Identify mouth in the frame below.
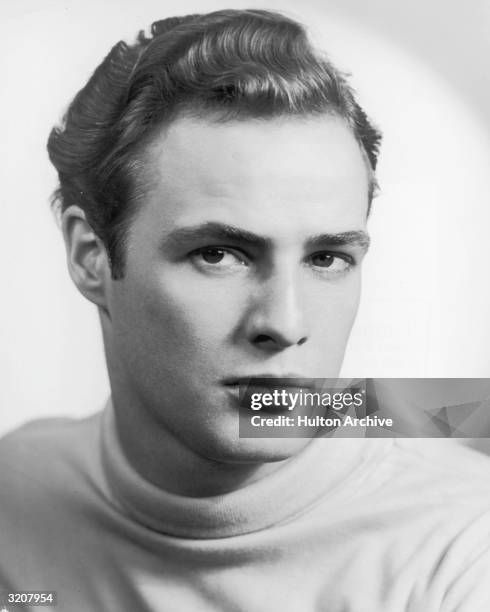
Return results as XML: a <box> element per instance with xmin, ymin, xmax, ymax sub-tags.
<box><xmin>222</xmin><ymin>375</ymin><xmax>318</xmax><ymax>414</ymax></box>
<box><xmin>222</xmin><ymin>375</ymin><xmax>317</xmax><ymax>388</ymax></box>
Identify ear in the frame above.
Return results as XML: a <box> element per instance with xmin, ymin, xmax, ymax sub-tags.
<box><xmin>61</xmin><ymin>205</ymin><xmax>111</xmax><ymax>310</ymax></box>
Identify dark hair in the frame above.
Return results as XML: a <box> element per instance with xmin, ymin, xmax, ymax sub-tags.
<box><xmin>48</xmin><ymin>9</ymin><xmax>382</xmax><ymax>279</ymax></box>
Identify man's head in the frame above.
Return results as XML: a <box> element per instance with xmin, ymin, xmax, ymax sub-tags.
<box><xmin>48</xmin><ymin>9</ymin><xmax>381</xmax><ymax>471</ymax></box>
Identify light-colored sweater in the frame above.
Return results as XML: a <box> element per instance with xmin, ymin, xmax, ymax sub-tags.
<box><xmin>1</xmin><ymin>402</ymin><xmax>490</xmax><ymax>611</ymax></box>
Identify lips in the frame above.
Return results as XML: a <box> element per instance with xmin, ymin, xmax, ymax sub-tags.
<box><xmin>223</xmin><ymin>375</ymin><xmax>318</xmax><ymax>414</ymax></box>
<box><xmin>222</xmin><ymin>375</ymin><xmax>317</xmax><ymax>389</ymax></box>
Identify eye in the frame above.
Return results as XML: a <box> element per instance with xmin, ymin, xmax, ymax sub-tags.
<box><xmin>200</xmin><ymin>247</ymin><xmax>227</xmax><ymax>264</ymax></box>
<box><xmin>189</xmin><ymin>247</ymin><xmax>248</xmax><ymax>272</ymax></box>
<box><xmin>309</xmin><ymin>252</ymin><xmax>353</xmax><ymax>274</ymax></box>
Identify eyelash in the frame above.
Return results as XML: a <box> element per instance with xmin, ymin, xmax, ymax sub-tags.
<box><xmin>188</xmin><ymin>246</ymin><xmax>356</xmax><ymax>275</ymax></box>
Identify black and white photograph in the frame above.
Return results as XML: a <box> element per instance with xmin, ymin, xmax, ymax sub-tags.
<box><xmin>1</xmin><ymin>1</ymin><xmax>490</xmax><ymax>610</ymax></box>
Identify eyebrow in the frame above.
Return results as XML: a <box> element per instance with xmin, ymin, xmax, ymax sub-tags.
<box><xmin>162</xmin><ymin>222</ymin><xmax>370</xmax><ymax>252</ymax></box>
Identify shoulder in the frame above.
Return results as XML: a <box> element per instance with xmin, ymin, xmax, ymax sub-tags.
<box><xmin>0</xmin><ymin>411</ymin><xmax>116</xmax><ymax>587</ymax></box>
<box><xmin>390</xmin><ymin>438</ymin><xmax>490</xmax><ymax>491</ymax></box>
<box><xmin>0</xmin><ymin>411</ymin><xmax>105</xmax><ymax>505</ymax></box>
<box><xmin>0</xmin><ymin>411</ymin><xmax>102</xmax><ymax>462</ymax></box>
<box><xmin>351</xmin><ymin>440</ymin><xmax>490</xmax><ymax>605</ymax></box>
<box><xmin>375</xmin><ymin>439</ymin><xmax>490</xmax><ymax>535</ymax></box>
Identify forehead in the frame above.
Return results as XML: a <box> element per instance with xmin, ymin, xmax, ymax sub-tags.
<box><xmin>135</xmin><ymin>115</ymin><xmax>369</xmax><ymax>238</ymax></box>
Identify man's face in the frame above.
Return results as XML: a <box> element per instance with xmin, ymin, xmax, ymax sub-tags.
<box><xmin>106</xmin><ymin>115</ymin><xmax>370</xmax><ymax>462</ymax></box>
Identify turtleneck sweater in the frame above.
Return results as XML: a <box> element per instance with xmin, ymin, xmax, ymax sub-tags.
<box><xmin>1</xmin><ymin>401</ymin><xmax>490</xmax><ymax>611</ymax></box>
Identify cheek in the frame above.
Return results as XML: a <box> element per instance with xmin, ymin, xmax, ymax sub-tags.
<box><xmin>307</xmin><ymin>275</ymin><xmax>361</xmax><ymax>337</ymax></box>
<box><xmin>132</xmin><ymin>272</ymin><xmax>248</xmax><ymax>355</ymax></box>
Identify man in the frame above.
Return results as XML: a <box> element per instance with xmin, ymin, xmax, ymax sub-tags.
<box><xmin>1</xmin><ymin>9</ymin><xmax>489</xmax><ymax>611</ymax></box>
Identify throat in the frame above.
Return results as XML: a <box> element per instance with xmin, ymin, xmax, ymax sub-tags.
<box><xmin>112</xmin><ymin>397</ymin><xmax>295</xmax><ymax>498</ymax></box>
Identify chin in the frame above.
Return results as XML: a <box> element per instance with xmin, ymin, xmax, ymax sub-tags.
<box><xmin>195</xmin><ymin>434</ymin><xmax>313</xmax><ymax>466</ymax></box>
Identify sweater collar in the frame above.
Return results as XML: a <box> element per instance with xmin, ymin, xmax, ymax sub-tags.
<box><xmin>101</xmin><ymin>399</ymin><xmax>391</xmax><ymax>539</ymax></box>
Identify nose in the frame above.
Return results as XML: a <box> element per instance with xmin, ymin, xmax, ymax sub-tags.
<box><xmin>243</xmin><ymin>272</ymin><xmax>310</xmax><ymax>352</ymax></box>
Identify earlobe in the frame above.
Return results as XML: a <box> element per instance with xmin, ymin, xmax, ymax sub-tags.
<box><xmin>61</xmin><ymin>205</ymin><xmax>111</xmax><ymax>310</ymax></box>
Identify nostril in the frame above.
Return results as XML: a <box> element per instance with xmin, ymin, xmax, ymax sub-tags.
<box><xmin>253</xmin><ymin>333</ymin><xmax>308</xmax><ymax>348</ymax></box>
<box><xmin>254</xmin><ymin>334</ymin><xmax>274</xmax><ymax>344</ymax></box>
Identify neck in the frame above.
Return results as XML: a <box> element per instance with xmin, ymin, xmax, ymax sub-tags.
<box><xmin>111</xmin><ymin>388</ymin><xmax>295</xmax><ymax>498</ymax></box>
